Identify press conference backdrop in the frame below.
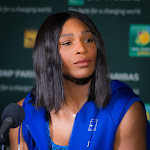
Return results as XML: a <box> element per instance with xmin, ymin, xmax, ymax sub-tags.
<box><xmin>0</xmin><ymin>0</ymin><xmax>150</xmax><ymax>125</ymax></box>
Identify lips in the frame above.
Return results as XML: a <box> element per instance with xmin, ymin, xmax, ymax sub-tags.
<box><xmin>74</xmin><ymin>58</ymin><xmax>91</xmax><ymax>67</ymax></box>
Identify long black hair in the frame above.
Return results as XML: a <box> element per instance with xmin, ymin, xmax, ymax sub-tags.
<box><xmin>32</xmin><ymin>11</ymin><xmax>111</xmax><ymax>112</ymax></box>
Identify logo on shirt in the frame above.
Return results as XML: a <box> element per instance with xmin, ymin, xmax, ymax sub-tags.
<box><xmin>88</xmin><ymin>119</ymin><xmax>98</xmax><ymax>131</ymax></box>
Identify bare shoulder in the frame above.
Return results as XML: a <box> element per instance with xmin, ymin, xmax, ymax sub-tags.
<box><xmin>9</xmin><ymin>98</ymin><xmax>28</xmax><ymax>150</ymax></box>
<box><xmin>113</xmin><ymin>101</ymin><xmax>147</xmax><ymax>150</ymax></box>
<box><xmin>17</xmin><ymin>98</ymin><xmax>25</xmax><ymax>106</ymax></box>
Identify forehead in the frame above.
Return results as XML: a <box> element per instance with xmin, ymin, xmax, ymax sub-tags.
<box><xmin>60</xmin><ymin>18</ymin><xmax>90</xmax><ymax>33</ymax></box>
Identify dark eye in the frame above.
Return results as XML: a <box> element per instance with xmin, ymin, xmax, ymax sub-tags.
<box><xmin>84</xmin><ymin>38</ymin><xmax>94</xmax><ymax>43</ymax></box>
<box><xmin>62</xmin><ymin>41</ymin><xmax>72</xmax><ymax>46</ymax></box>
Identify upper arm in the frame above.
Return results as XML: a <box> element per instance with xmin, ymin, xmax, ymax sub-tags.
<box><xmin>113</xmin><ymin>101</ymin><xmax>147</xmax><ymax>150</ymax></box>
<box><xmin>9</xmin><ymin>99</ymin><xmax>28</xmax><ymax>150</ymax></box>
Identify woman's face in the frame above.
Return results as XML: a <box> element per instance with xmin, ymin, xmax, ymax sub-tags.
<box><xmin>58</xmin><ymin>18</ymin><xmax>97</xmax><ymax>79</ymax></box>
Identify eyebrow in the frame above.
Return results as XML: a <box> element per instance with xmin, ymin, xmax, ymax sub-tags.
<box><xmin>60</xmin><ymin>33</ymin><xmax>73</xmax><ymax>38</ymax></box>
<box><xmin>60</xmin><ymin>30</ymin><xmax>92</xmax><ymax>38</ymax></box>
<box><xmin>81</xmin><ymin>30</ymin><xmax>91</xmax><ymax>35</ymax></box>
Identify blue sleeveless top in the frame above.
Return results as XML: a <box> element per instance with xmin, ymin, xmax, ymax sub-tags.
<box><xmin>46</xmin><ymin>120</ymin><xmax>68</xmax><ymax>150</ymax></box>
<box><xmin>22</xmin><ymin>80</ymin><xmax>150</xmax><ymax>150</ymax></box>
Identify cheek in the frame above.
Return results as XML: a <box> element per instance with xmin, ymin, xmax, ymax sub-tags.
<box><xmin>59</xmin><ymin>52</ymin><xmax>72</xmax><ymax>73</ymax></box>
<box><xmin>90</xmin><ymin>46</ymin><xmax>97</xmax><ymax>63</ymax></box>
<box><xmin>93</xmin><ymin>48</ymin><xmax>97</xmax><ymax>58</ymax></box>
<box><xmin>60</xmin><ymin>51</ymin><xmax>70</xmax><ymax>65</ymax></box>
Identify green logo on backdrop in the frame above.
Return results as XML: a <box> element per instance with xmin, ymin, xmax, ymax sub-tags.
<box><xmin>129</xmin><ymin>25</ymin><xmax>150</xmax><ymax>57</ymax></box>
<box><xmin>145</xmin><ymin>103</ymin><xmax>150</xmax><ymax>124</ymax></box>
<box><xmin>68</xmin><ymin>0</ymin><xmax>84</xmax><ymax>6</ymax></box>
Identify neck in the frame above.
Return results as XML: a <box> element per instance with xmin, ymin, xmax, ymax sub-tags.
<box><xmin>62</xmin><ymin>75</ymin><xmax>92</xmax><ymax>113</ymax></box>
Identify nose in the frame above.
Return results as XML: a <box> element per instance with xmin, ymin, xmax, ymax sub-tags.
<box><xmin>75</xmin><ymin>41</ymin><xmax>87</xmax><ymax>55</ymax></box>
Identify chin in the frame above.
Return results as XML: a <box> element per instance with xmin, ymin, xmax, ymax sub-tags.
<box><xmin>63</xmin><ymin>73</ymin><xmax>94</xmax><ymax>84</ymax></box>
<box><xmin>75</xmin><ymin>75</ymin><xmax>92</xmax><ymax>79</ymax></box>
<box><xmin>73</xmin><ymin>71</ymin><xmax>94</xmax><ymax>79</ymax></box>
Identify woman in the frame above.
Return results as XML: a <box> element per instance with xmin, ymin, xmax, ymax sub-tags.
<box><xmin>9</xmin><ymin>11</ymin><xmax>150</xmax><ymax>150</ymax></box>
